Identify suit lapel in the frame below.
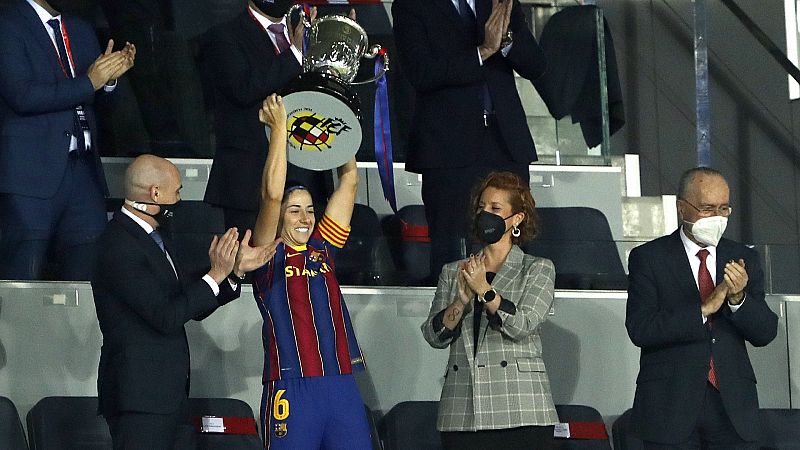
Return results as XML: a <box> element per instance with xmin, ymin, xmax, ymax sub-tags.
<box><xmin>491</xmin><ymin>245</ymin><xmax>524</xmax><ymax>299</ymax></box>
<box><xmin>114</xmin><ymin>212</ymin><xmax>181</xmax><ymax>286</ymax></box>
<box><xmin>715</xmin><ymin>239</ymin><xmax>734</xmax><ymax>285</ymax></box>
<box><xmin>18</xmin><ymin>0</ymin><xmax>64</xmax><ymax>76</ymax></box>
<box><xmin>465</xmin><ymin>246</ymin><xmax>524</xmax><ymax>359</ymax></box>
<box><xmin>462</xmin><ymin>303</ymin><xmax>477</xmax><ymax>368</ymax></box>
<box><xmin>434</xmin><ymin>0</ymin><xmax>465</xmax><ymax>29</ymax></box>
<box><xmin>665</xmin><ymin>230</ymin><xmax>702</xmax><ymax>302</ymax></box>
<box><xmin>475</xmin><ymin>0</ymin><xmax>490</xmax><ymax>43</ymax></box>
<box><xmin>239</xmin><ymin>10</ymin><xmax>277</xmax><ymax>57</ymax></box>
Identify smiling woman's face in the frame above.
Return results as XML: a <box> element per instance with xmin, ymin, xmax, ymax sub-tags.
<box><xmin>280</xmin><ymin>189</ymin><xmax>315</xmax><ymax>247</ymax></box>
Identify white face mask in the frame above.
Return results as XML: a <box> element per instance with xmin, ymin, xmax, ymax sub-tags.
<box><xmin>687</xmin><ymin>215</ymin><xmax>728</xmax><ymax>247</ymax></box>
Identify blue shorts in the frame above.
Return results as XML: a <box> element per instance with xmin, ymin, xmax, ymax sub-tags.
<box><xmin>260</xmin><ymin>374</ymin><xmax>371</xmax><ymax>449</ymax></box>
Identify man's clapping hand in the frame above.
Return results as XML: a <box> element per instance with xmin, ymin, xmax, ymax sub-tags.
<box><xmin>207</xmin><ymin>228</ymin><xmax>240</xmax><ymax>284</ymax></box>
<box><xmin>87</xmin><ymin>40</ymin><xmax>136</xmax><ymax>90</ymax></box>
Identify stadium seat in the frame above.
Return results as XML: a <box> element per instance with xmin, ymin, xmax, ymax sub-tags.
<box><xmin>189</xmin><ymin>397</ymin><xmax>261</xmax><ymax>450</ymax></box>
<box><xmin>380</xmin><ymin>400</ymin><xmax>441</xmax><ymax>450</ymax></box>
<box><xmin>554</xmin><ymin>404</ymin><xmax>610</xmax><ymax>449</ymax></box>
<box><xmin>611</xmin><ymin>409</ymin><xmax>643</xmax><ymax>450</ymax></box>
<box><xmin>26</xmin><ymin>396</ymin><xmax>111</xmax><ymax>450</ymax></box>
<box><xmin>522</xmin><ymin>207</ymin><xmax>627</xmax><ymax>290</ymax></box>
<box><xmin>364</xmin><ymin>405</ymin><xmax>382</xmax><ymax>450</ymax></box>
<box><xmin>759</xmin><ymin>408</ymin><xmax>800</xmax><ymax>449</ymax></box>
<box><xmin>0</xmin><ymin>396</ymin><xmax>28</xmax><ymax>450</ymax></box>
<box><xmin>337</xmin><ymin>204</ymin><xmax>394</xmax><ymax>286</ymax></box>
<box><xmin>383</xmin><ymin>205</ymin><xmax>432</xmax><ymax>285</ymax></box>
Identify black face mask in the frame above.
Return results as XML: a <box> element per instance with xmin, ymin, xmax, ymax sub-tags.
<box><xmin>474</xmin><ymin>211</ymin><xmax>514</xmax><ymax>245</ymax></box>
<box><xmin>127</xmin><ymin>199</ymin><xmax>182</xmax><ymax>233</ymax></box>
<box><xmin>252</xmin><ymin>0</ymin><xmax>294</xmax><ymax>18</ymax></box>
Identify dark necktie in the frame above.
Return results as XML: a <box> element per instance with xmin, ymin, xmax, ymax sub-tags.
<box><xmin>458</xmin><ymin>0</ymin><xmax>478</xmax><ymax>34</ymax></box>
<box><xmin>47</xmin><ymin>18</ymin><xmax>86</xmax><ymax>152</ymax></box>
<box><xmin>268</xmin><ymin>23</ymin><xmax>291</xmax><ymax>54</ymax></box>
<box><xmin>456</xmin><ymin>0</ymin><xmax>493</xmax><ymax>115</ymax></box>
<box><xmin>150</xmin><ymin>230</ymin><xmax>166</xmax><ymax>253</ymax></box>
<box><xmin>697</xmin><ymin>249</ymin><xmax>719</xmax><ymax>389</ymax></box>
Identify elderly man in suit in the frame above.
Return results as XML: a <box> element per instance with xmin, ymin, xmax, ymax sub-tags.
<box><xmin>392</xmin><ymin>0</ymin><xmax>546</xmax><ymax>282</ymax></box>
<box><xmin>0</xmin><ymin>0</ymin><xmax>135</xmax><ymax>280</ymax></box>
<box><xmin>92</xmin><ymin>155</ymin><xmax>278</xmax><ymax>449</ymax></box>
<box><xmin>626</xmin><ymin>167</ymin><xmax>778</xmax><ymax>449</ymax></box>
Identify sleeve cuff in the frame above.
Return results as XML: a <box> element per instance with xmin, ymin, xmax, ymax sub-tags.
<box><xmin>432</xmin><ymin>309</ymin><xmax>460</xmax><ymax>341</ymax></box>
<box><xmin>728</xmin><ymin>293</ymin><xmax>746</xmax><ymax>313</ymax></box>
<box><xmin>501</xmin><ymin>42</ymin><xmax>513</xmax><ymax>57</ymax></box>
<box><xmin>202</xmin><ymin>274</ymin><xmax>220</xmax><ymax>296</ymax></box>
<box><xmin>489</xmin><ymin>298</ymin><xmax>516</xmax><ymax>328</ymax></box>
<box><xmin>103</xmin><ymin>80</ymin><xmax>117</xmax><ymax>92</ymax></box>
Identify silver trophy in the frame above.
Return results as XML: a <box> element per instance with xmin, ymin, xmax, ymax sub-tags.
<box><xmin>275</xmin><ymin>6</ymin><xmax>389</xmax><ymax>171</ymax></box>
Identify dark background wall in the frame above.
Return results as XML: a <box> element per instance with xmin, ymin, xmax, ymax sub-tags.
<box><xmin>3</xmin><ymin>0</ymin><xmax>797</xmax><ymax>290</ymax></box>
<box><xmin>601</xmin><ymin>0</ymin><xmax>800</xmax><ymax>292</ymax></box>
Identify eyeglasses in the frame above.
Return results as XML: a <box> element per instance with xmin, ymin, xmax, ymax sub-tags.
<box><xmin>680</xmin><ymin>199</ymin><xmax>733</xmax><ymax>217</ymax></box>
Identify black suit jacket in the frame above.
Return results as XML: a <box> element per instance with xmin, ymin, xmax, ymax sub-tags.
<box><xmin>0</xmin><ymin>0</ymin><xmax>107</xmax><ymax>200</ymax></box>
<box><xmin>201</xmin><ymin>10</ymin><xmax>302</xmax><ymax>212</ymax></box>
<box><xmin>625</xmin><ymin>230</ymin><xmax>778</xmax><ymax>444</ymax></box>
<box><xmin>92</xmin><ymin>212</ymin><xmax>241</xmax><ymax>416</ymax></box>
<box><xmin>391</xmin><ymin>0</ymin><xmax>546</xmax><ymax>173</ymax></box>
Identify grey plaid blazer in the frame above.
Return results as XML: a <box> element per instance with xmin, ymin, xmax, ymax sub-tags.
<box><xmin>421</xmin><ymin>246</ymin><xmax>559</xmax><ymax>431</ymax></box>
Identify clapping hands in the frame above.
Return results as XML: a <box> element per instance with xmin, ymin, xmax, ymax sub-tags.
<box><xmin>88</xmin><ymin>40</ymin><xmax>136</xmax><ymax>90</ymax></box>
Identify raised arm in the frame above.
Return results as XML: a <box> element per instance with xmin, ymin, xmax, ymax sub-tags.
<box><xmin>323</xmin><ymin>157</ymin><xmax>358</xmax><ymax>228</ymax></box>
<box><xmin>253</xmin><ymin>94</ymin><xmax>287</xmax><ymax>246</ymax></box>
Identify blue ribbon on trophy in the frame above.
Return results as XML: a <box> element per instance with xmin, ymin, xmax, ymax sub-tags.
<box><xmin>373</xmin><ymin>49</ymin><xmax>396</xmax><ymax>212</ymax></box>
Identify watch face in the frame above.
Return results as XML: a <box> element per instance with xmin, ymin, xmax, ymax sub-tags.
<box><xmin>483</xmin><ymin>289</ymin><xmax>496</xmax><ymax>302</ymax></box>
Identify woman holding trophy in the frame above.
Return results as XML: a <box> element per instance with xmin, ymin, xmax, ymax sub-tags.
<box><xmin>250</xmin><ymin>94</ymin><xmax>372</xmax><ymax>449</ymax></box>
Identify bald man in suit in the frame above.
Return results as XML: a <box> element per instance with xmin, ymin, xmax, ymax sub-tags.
<box><xmin>92</xmin><ymin>155</ymin><xmax>279</xmax><ymax>449</ymax></box>
<box><xmin>626</xmin><ymin>167</ymin><xmax>778</xmax><ymax>449</ymax></box>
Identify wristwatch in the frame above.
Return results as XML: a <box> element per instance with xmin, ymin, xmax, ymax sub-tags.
<box><xmin>227</xmin><ymin>272</ymin><xmax>243</xmax><ymax>285</ymax></box>
<box><xmin>480</xmin><ymin>288</ymin><xmax>497</xmax><ymax>303</ymax></box>
<box><xmin>501</xmin><ymin>30</ymin><xmax>513</xmax><ymax>48</ymax></box>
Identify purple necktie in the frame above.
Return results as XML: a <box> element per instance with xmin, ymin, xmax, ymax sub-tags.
<box><xmin>268</xmin><ymin>23</ymin><xmax>291</xmax><ymax>54</ymax></box>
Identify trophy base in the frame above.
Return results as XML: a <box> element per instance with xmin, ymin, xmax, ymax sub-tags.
<box><xmin>277</xmin><ymin>73</ymin><xmax>363</xmax><ymax>171</ymax></box>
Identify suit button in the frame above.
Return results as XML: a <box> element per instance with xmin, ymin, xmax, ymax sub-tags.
<box><xmin>712</xmin><ymin>338</ymin><xmax>716</xmax><ymax>344</ymax></box>
<box><xmin>500</xmin><ymin>360</ymin><xmax>508</xmax><ymax>367</ymax></box>
<box><xmin>452</xmin><ymin>365</ymin><xmax>458</xmax><ymax>371</ymax></box>
<box><xmin>64</xmin><ymin>131</ymin><xmax>71</xmax><ymax>137</ymax></box>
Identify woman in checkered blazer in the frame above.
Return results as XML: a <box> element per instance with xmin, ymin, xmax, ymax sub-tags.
<box><xmin>421</xmin><ymin>171</ymin><xmax>559</xmax><ymax>450</ymax></box>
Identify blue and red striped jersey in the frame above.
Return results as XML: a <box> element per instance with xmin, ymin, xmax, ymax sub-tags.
<box><xmin>252</xmin><ymin>215</ymin><xmax>365</xmax><ymax>382</ymax></box>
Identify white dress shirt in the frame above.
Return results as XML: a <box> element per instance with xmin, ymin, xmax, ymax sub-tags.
<box><xmin>679</xmin><ymin>227</ymin><xmax>743</xmax><ymax>322</ymax></box>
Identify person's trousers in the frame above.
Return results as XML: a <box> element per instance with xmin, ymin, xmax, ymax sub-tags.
<box><xmin>441</xmin><ymin>425</ymin><xmax>556</xmax><ymax>450</ymax></box>
<box><xmin>643</xmin><ymin>382</ymin><xmax>759</xmax><ymax>450</ymax></box>
<box><xmin>0</xmin><ymin>152</ymin><xmax>106</xmax><ymax>280</ymax></box>
<box><xmin>421</xmin><ymin>117</ymin><xmax>529</xmax><ymax>283</ymax></box>
<box><xmin>106</xmin><ymin>400</ymin><xmax>196</xmax><ymax>450</ymax></box>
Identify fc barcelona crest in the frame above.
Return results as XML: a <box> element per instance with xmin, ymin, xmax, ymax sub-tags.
<box><xmin>274</xmin><ymin>422</ymin><xmax>288</xmax><ymax>438</ymax></box>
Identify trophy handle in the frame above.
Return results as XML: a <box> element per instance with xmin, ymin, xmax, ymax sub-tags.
<box><xmin>287</xmin><ymin>4</ymin><xmax>312</xmax><ymax>28</ymax></box>
<box><xmin>351</xmin><ymin>45</ymin><xmax>389</xmax><ymax>85</ymax></box>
